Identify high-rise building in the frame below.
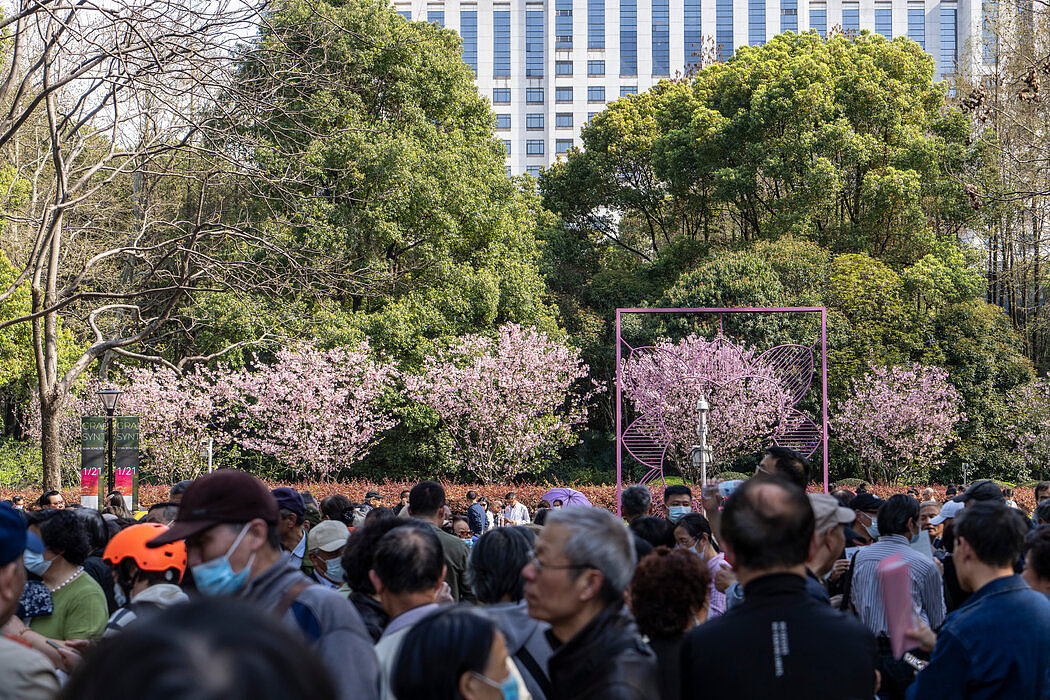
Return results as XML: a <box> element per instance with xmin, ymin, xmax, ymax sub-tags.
<box><xmin>391</xmin><ymin>0</ymin><xmax>985</xmax><ymax>174</ymax></box>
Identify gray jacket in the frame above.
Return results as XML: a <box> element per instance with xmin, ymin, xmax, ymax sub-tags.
<box><xmin>240</xmin><ymin>554</ymin><xmax>380</xmax><ymax>700</ymax></box>
<box><xmin>482</xmin><ymin>600</ymin><xmax>552</xmax><ymax>700</ymax></box>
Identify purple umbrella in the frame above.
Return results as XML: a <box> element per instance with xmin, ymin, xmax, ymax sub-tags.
<box><xmin>541</xmin><ymin>487</ymin><xmax>592</xmax><ymax>508</ymax></box>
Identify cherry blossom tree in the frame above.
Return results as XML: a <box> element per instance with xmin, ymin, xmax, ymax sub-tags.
<box><xmin>226</xmin><ymin>343</ymin><xmax>399</xmax><ymax>480</ymax></box>
<box><xmin>621</xmin><ymin>335</ymin><xmax>793</xmax><ymax>482</ymax></box>
<box><xmin>831</xmin><ymin>363</ymin><xmax>964</xmax><ymax>484</ymax></box>
<box><xmin>1005</xmin><ymin>376</ymin><xmax>1050</xmax><ymax>482</ymax></box>
<box><xmin>407</xmin><ymin>324</ymin><xmax>599</xmax><ymax>484</ymax></box>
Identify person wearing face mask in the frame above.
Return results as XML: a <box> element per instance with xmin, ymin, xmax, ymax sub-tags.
<box><xmin>146</xmin><ymin>470</ymin><xmax>380</xmax><ymax>700</ymax></box>
<box><xmin>673</xmin><ymin>513</ymin><xmax>728</xmax><ymax>617</ymax></box>
<box><xmin>848</xmin><ymin>493</ymin><xmax>885</xmax><ymax>545</ymax></box>
<box><xmin>100</xmin><ymin>522</ymin><xmax>188</xmax><ymax>636</ymax></box>
<box><xmin>394</xmin><ymin>606</ymin><xmax>529</xmax><ymax>700</ymax></box>
<box><xmin>307</xmin><ymin>520</ymin><xmax>350</xmax><ymax>588</ymax></box>
<box><xmin>663</xmin><ymin>485</ymin><xmax>693</xmax><ymax>524</ymax></box>
<box><xmin>849</xmin><ymin>495</ymin><xmax>945</xmax><ymax>700</ymax></box>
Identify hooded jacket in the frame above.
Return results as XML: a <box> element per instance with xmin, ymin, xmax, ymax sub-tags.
<box><xmin>240</xmin><ymin>554</ymin><xmax>381</xmax><ymax>700</ymax></box>
<box><xmin>104</xmin><ymin>583</ymin><xmax>189</xmax><ymax>637</ymax></box>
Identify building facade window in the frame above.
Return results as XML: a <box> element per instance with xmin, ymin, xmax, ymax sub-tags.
<box><xmin>493</xmin><ymin>11</ymin><xmax>511</xmax><ymax>77</ymax></box>
<box><xmin>620</xmin><ymin>85</ymin><xmax>638</xmax><ymax>96</ymax></box>
<box><xmin>526</xmin><ymin>140</ymin><xmax>545</xmax><ymax>155</ymax></box>
<box><xmin>842</xmin><ymin>3</ymin><xmax>860</xmax><ymax>34</ymax></box>
<box><xmin>620</xmin><ymin>0</ymin><xmax>638</xmax><ymax>75</ymax></box>
<box><xmin>907</xmin><ymin>5</ymin><xmax>925</xmax><ymax>47</ymax></box>
<box><xmin>493</xmin><ymin>88</ymin><xmax>511</xmax><ymax>103</ymax></box>
<box><xmin>588</xmin><ymin>0</ymin><xmax>605</xmax><ymax>48</ymax></box>
<box><xmin>526</xmin><ymin>87</ymin><xmax>544</xmax><ymax>103</ymax></box>
<box><xmin>983</xmin><ymin>0</ymin><xmax>997</xmax><ymax>62</ymax></box>
<box><xmin>556</xmin><ymin>139</ymin><xmax>574</xmax><ymax>153</ymax></box>
<box><xmin>496</xmin><ymin>114</ymin><xmax>512</xmax><ymax>129</ymax></box>
<box><xmin>652</xmin><ymin>0</ymin><xmax>670</xmax><ymax>75</ymax></box>
<box><xmin>397</xmin><ymin>9</ymin><xmax>411</xmax><ymax>19</ymax></box>
<box><xmin>939</xmin><ymin>6</ymin><xmax>957</xmax><ymax>75</ymax></box>
<box><xmin>427</xmin><ymin>10</ymin><xmax>444</xmax><ymax>26</ymax></box>
<box><xmin>685</xmin><ymin>0</ymin><xmax>701</xmax><ymax>70</ymax></box>
<box><xmin>556</xmin><ymin>113</ymin><xmax>574</xmax><ymax>127</ymax></box>
<box><xmin>505</xmin><ymin>166</ymin><xmax>512</xmax><ymax>177</ymax></box>
<box><xmin>588</xmin><ymin>59</ymin><xmax>606</xmax><ymax>75</ymax></box>
<box><xmin>526</xmin><ymin>113</ymin><xmax>544</xmax><ymax>129</ymax></box>
<box><xmin>781</xmin><ymin>0</ymin><xmax>797</xmax><ymax>32</ymax></box>
<box><xmin>526</xmin><ymin>9</ymin><xmax>544</xmax><ymax>77</ymax></box>
<box><xmin>588</xmin><ymin>112</ymin><xmax>599</xmax><ymax>121</ymax></box>
<box><xmin>748</xmin><ymin>0</ymin><xmax>765</xmax><ymax>45</ymax></box>
<box><xmin>556</xmin><ymin>0</ymin><xmax>573</xmax><ymax>49</ymax></box>
<box><xmin>588</xmin><ymin>85</ymin><xmax>606</xmax><ymax>101</ymax></box>
<box><xmin>717</xmin><ymin>0</ymin><xmax>733</xmax><ymax>61</ymax></box>
<box><xmin>874</xmin><ymin>4</ymin><xmax>892</xmax><ymax>37</ymax></box>
<box><xmin>556</xmin><ymin>60</ymin><xmax>574</xmax><ymax>75</ymax></box>
<box><xmin>526</xmin><ymin>165</ymin><xmax>542</xmax><ymax>176</ymax></box>
<box><xmin>502</xmin><ymin>139</ymin><xmax>511</xmax><ymax>154</ymax></box>
<box><xmin>556</xmin><ymin>86</ymin><xmax>574</xmax><ymax>102</ymax></box>
<box><xmin>460</xmin><ymin>11</ymin><xmax>478</xmax><ymax>74</ymax></box>
<box><xmin>810</xmin><ymin>6</ymin><xmax>827</xmax><ymax>36</ymax></box>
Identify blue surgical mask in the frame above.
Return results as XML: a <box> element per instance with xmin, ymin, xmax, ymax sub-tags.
<box><xmin>114</xmin><ymin>586</ymin><xmax>128</xmax><ymax>607</ymax></box>
<box><xmin>865</xmin><ymin>517</ymin><xmax>879</xmax><ymax>539</ymax></box>
<box><xmin>668</xmin><ymin>505</ymin><xmax>692</xmax><ymax>523</ymax></box>
<box><xmin>24</xmin><ymin>549</ymin><xmax>52</xmax><ymax>577</ymax></box>
<box><xmin>322</xmin><ymin>556</ymin><xmax>344</xmax><ymax>584</ymax></box>
<box><xmin>191</xmin><ymin>524</ymin><xmax>255</xmax><ymax>597</ymax></box>
<box><xmin>472</xmin><ymin>659</ymin><xmax>520</xmax><ymax>700</ymax></box>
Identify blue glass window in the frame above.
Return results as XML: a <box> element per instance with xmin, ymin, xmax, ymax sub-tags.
<box><xmin>588</xmin><ymin>112</ymin><xmax>599</xmax><ymax>121</ymax></box>
<box><xmin>495</xmin><ymin>114</ymin><xmax>511</xmax><ymax>129</ymax></box>
<box><xmin>556</xmin><ymin>113</ymin><xmax>573</xmax><ymax>127</ymax></box>
<box><xmin>427</xmin><ymin>10</ymin><xmax>444</xmax><ymax>26</ymax></box>
<box><xmin>556</xmin><ymin>60</ymin><xmax>574</xmax><ymax>75</ymax></box>
<box><xmin>398</xmin><ymin>10</ymin><xmax>411</xmax><ymax>20</ymax></box>
<box><xmin>781</xmin><ymin>0</ymin><xmax>797</xmax><ymax>32</ymax></box>
<box><xmin>939</xmin><ymin>7</ymin><xmax>957</xmax><ymax>76</ymax></box>
<box><xmin>556</xmin><ymin>139</ymin><xmax>574</xmax><ymax>154</ymax></box>
<box><xmin>842</xmin><ymin>5</ymin><xmax>859</xmax><ymax>34</ymax></box>
<box><xmin>907</xmin><ymin>6</ymin><xmax>924</xmax><ymax>47</ymax></box>
<box><xmin>556</xmin><ymin>86</ymin><xmax>573</xmax><ymax>102</ymax></box>
<box><xmin>588</xmin><ymin>59</ymin><xmax>606</xmax><ymax>75</ymax></box>
<box><xmin>502</xmin><ymin>140</ymin><xmax>511</xmax><ymax>155</ymax></box>
<box><xmin>620</xmin><ymin>0</ymin><xmax>637</xmax><ymax>75</ymax></box>
<box><xmin>493</xmin><ymin>88</ymin><xmax>511</xmax><ymax>104</ymax></box>
<box><xmin>652</xmin><ymin>0</ymin><xmax>670</xmax><ymax>75</ymax></box>
<box><xmin>460</xmin><ymin>11</ymin><xmax>477</xmax><ymax>74</ymax></box>
<box><xmin>526</xmin><ymin>165</ymin><xmax>542</xmax><ymax>176</ymax></box>
<box><xmin>749</xmin><ymin>0</ymin><xmax>765</xmax><ymax>45</ymax></box>
<box><xmin>527</xmin><ymin>113</ymin><xmax>544</xmax><ymax>129</ymax></box>
<box><xmin>983</xmin><ymin>1</ymin><xmax>997</xmax><ymax>62</ymax></box>
<box><xmin>685</xmin><ymin>0</ymin><xmax>701</xmax><ymax>70</ymax></box>
<box><xmin>526</xmin><ymin>87</ymin><xmax>544</xmax><ymax>103</ymax></box>
<box><xmin>588</xmin><ymin>0</ymin><xmax>605</xmax><ymax>48</ymax></box>
<box><xmin>526</xmin><ymin>10</ymin><xmax>544</xmax><ymax>77</ymax></box>
<box><xmin>875</xmin><ymin>5</ymin><xmax>892</xmax><ymax>38</ymax></box>
<box><xmin>620</xmin><ymin>85</ymin><xmax>638</xmax><ymax>96</ymax></box>
<box><xmin>493</xmin><ymin>11</ymin><xmax>511</xmax><ymax>77</ymax></box>
<box><xmin>588</xmin><ymin>86</ymin><xmax>606</xmax><ymax>101</ymax></box>
<box><xmin>526</xmin><ymin>140</ymin><xmax>545</xmax><ymax>155</ymax></box>
<box><xmin>810</xmin><ymin>8</ymin><xmax>826</xmax><ymax>36</ymax></box>
<box><xmin>717</xmin><ymin>0</ymin><xmax>733</xmax><ymax>61</ymax></box>
<box><xmin>556</xmin><ymin>0</ymin><xmax>573</xmax><ymax>49</ymax></box>
<box><xmin>505</xmin><ymin>166</ymin><xmax>512</xmax><ymax>177</ymax></box>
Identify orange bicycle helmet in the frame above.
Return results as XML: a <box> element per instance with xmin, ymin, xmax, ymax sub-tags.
<box><xmin>103</xmin><ymin>523</ymin><xmax>187</xmax><ymax>581</ymax></box>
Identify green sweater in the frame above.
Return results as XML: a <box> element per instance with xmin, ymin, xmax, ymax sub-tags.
<box><xmin>29</xmin><ymin>572</ymin><xmax>108</xmax><ymax>641</ymax></box>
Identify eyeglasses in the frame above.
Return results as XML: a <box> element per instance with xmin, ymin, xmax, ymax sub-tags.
<box><xmin>527</xmin><ymin>552</ymin><xmax>595</xmax><ymax>573</ymax></box>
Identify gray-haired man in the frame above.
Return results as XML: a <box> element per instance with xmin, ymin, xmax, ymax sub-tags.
<box><xmin>522</xmin><ymin>507</ymin><xmax>659</xmax><ymax>699</ymax></box>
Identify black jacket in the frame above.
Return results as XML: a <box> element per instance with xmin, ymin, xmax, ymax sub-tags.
<box><xmin>681</xmin><ymin>573</ymin><xmax>877</xmax><ymax>700</ymax></box>
<box><xmin>547</xmin><ymin>605</ymin><xmax>660</xmax><ymax>700</ymax></box>
<box><xmin>348</xmin><ymin>591</ymin><xmax>389</xmax><ymax>643</ymax></box>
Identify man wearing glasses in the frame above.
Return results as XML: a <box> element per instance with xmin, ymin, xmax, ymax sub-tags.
<box><xmin>522</xmin><ymin>507</ymin><xmax>659</xmax><ymax>699</ymax></box>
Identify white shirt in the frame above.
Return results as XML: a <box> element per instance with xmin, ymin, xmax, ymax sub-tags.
<box><xmin>503</xmin><ymin>502</ymin><xmax>530</xmax><ymax>525</ymax></box>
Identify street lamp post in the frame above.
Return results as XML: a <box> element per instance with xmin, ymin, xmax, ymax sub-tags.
<box><xmin>691</xmin><ymin>395</ymin><xmax>711</xmax><ymax>486</ymax></box>
<box><xmin>97</xmin><ymin>388</ymin><xmax>122</xmax><ymax>500</ymax></box>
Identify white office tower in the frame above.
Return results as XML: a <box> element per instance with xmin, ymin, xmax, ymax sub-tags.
<box><xmin>390</xmin><ymin>0</ymin><xmax>985</xmax><ymax>174</ymax></box>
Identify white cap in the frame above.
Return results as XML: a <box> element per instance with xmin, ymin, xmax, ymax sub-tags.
<box><xmin>308</xmin><ymin>520</ymin><xmax>349</xmax><ymax>553</ymax></box>
<box><xmin>929</xmin><ymin>499</ymin><xmax>965</xmax><ymax>525</ymax></box>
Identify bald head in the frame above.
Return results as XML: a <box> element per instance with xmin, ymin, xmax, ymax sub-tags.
<box><xmin>721</xmin><ymin>478</ymin><xmax>814</xmax><ymax>573</ymax></box>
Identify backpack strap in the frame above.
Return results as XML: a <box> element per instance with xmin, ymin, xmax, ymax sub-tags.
<box><xmin>839</xmin><ymin>553</ymin><xmax>858</xmax><ymax>613</ymax></box>
<box><xmin>514</xmin><ymin>646</ymin><xmax>553</xmax><ymax>699</ymax></box>
<box><xmin>275</xmin><ymin>580</ymin><xmax>311</xmax><ymax>619</ymax></box>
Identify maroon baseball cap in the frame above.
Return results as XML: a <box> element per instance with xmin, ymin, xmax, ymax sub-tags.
<box><xmin>147</xmin><ymin>470</ymin><xmax>279</xmax><ymax>547</ymax></box>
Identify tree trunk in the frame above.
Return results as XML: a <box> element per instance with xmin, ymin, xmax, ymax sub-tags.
<box><xmin>39</xmin><ymin>392</ymin><xmax>63</xmax><ymax>491</ymax></box>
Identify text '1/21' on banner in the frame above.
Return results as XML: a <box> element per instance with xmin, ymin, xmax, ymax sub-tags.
<box><xmin>80</xmin><ymin>416</ymin><xmax>139</xmax><ymax>511</ymax></box>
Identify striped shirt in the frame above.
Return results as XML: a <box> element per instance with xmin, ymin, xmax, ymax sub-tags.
<box><xmin>850</xmin><ymin>534</ymin><xmax>946</xmax><ymax>635</ymax></box>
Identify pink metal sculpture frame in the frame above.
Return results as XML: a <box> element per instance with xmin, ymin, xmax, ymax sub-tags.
<box><xmin>615</xmin><ymin>307</ymin><xmax>830</xmax><ymax>515</ymax></box>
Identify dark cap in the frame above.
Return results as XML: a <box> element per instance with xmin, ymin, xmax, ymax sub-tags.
<box><xmin>147</xmin><ymin>471</ymin><xmax>279</xmax><ymax>547</ymax></box>
<box><xmin>272</xmin><ymin>487</ymin><xmax>306</xmax><ymax>516</ymax></box>
<box><xmin>0</xmin><ymin>503</ymin><xmax>43</xmax><ymax>566</ymax></box>
<box><xmin>848</xmin><ymin>493</ymin><xmax>885</xmax><ymax>513</ymax></box>
<box><xmin>365</xmin><ymin>491</ymin><xmax>382</xmax><ymax>500</ymax></box>
<box><xmin>953</xmin><ymin>480</ymin><xmax>1005</xmax><ymax>504</ymax></box>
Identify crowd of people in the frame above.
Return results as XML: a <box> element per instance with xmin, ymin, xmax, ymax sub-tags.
<box><xmin>1</xmin><ymin>450</ymin><xmax>1048</xmax><ymax>699</ymax></box>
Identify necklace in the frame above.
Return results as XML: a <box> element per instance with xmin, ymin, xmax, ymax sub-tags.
<box><xmin>49</xmin><ymin>567</ymin><xmax>84</xmax><ymax>594</ymax></box>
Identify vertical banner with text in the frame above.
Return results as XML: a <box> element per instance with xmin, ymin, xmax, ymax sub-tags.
<box><xmin>80</xmin><ymin>417</ymin><xmax>106</xmax><ymax>510</ymax></box>
<box><xmin>114</xmin><ymin>416</ymin><xmax>140</xmax><ymax>511</ymax></box>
